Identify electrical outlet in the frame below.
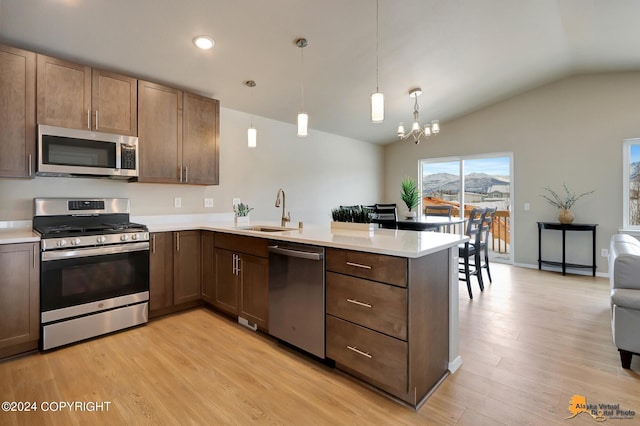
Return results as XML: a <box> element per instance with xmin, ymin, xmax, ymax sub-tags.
<box><xmin>524</xmin><ymin>202</ymin><xmax>530</xmax><ymax>211</ymax></box>
<box><xmin>601</xmin><ymin>248</ymin><xmax>609</xmax><ymax>258</ymax></box>
<box><xmin>204</xmin><ymin>198</ymin><xmax>214</xmax><ymax>208</ymax></box>
<box><xmin>232</xmin><ymin>198</ymin><xmax>241</xmax><ymax>206</ymax></box>
<box><xmin>174</xmin><ymin>197</ymin><xmax>182</xmax><ymax>208</ymax></box>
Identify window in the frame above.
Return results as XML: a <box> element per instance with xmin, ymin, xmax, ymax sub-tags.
<box><xmin>623</xmin><ymin>139</ymin><xmax>640</xmax><ymax>228</ymax></box>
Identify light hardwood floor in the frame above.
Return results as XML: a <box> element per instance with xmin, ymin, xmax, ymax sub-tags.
<box><xmin>1</xmin><ymin>263</ymin><xmax>639</xmax><ymax>425</ymax></box>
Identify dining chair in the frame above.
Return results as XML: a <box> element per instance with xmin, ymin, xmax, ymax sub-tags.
<box><xmin>479</xmin><ymin>207</ymin><xmax>497</xmax><ymax>284</ymax></box>
<box><xmin>424</xmin><ymin>205</ymin><xmax>453</xmax><ymax>217</ymax></box>
<box><xmin>373</xmin><ymin>203</ymin><xmax>398</xmax><ymax>229</ymax></box>
<box><xmin>424</xmin><ymin>204</ymin><xmax>453</xmax><ymax>232</ymax></box>
<box><xmin>459</xmin><ymin>207</ymin><xmax>487</xmax><ymax>299</ymax></box>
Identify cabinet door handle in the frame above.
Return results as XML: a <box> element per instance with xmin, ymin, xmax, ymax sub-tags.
<box><xmin>346</xmin><ymin>261</ymin><xmax>372</xmax><ymax>270</ymax></box>
<box><xmin>346</xmin><ymin>298</ymin><xmax>372</xmax><ymax>308</ymax></box>
<box><xmin>95</xmin><ymin>110</ymin><xmax>99</xmax><ymax>129</ymax></box>
<box><xmin>87</xmin><ymin>109</ymin><xmax>91</xmax><ymax>129</ymax></box>
<box><xmin>179</xmin><ymin>166</ymin><xmax>183</xmax><ymax>183</ymax></box>
<box><xmin>28</xmin><ymin>154</ymin><xmax>32</xmax><ymax>177</ymax></box>
<box><xmin>152</xmin><ymin>234</ymin><xmax>156</xmax><ymax>253</ymax></box>
<box><xmin>176</xmin><ymin>233</ymin><xmax>180</xmax><ymax>251</ymax></box>
<box><xmin>185</xmin><ymin>166</ymin><xmax>189</xmax><ymax>183</ymax></box>
<box><xmin>236</xmin><ymin>255</ymin><xmax>241</xmax><ymax>275</ymax></box>
<box><xmin>347</xmin><ymin>345</ymin><xmax>372</xmax><ymax>359</ymax></box>
<box><xmin>33</xmin><ymin>244</ymin><xmax>37</xmax><ymax>269</ymax></box>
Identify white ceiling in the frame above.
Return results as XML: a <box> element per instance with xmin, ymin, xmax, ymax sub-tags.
<box><xmin>2</xmin><ymin>0</ymin><xmax>640</xmax><ymax>145</ymax></box>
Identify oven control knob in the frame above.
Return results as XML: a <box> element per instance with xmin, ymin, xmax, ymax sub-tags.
<box><xmin>71</xmin><ymin>238</ymin><xmax>81</xmax><ymax>246</ymax></box>
<box><xmin>131</xmin><ymin>234</ymin><xmax>138</xmax><ymax>241</ymax></box>
<box><xmin>120</xmin><ymin>234</ymin><xmax>129</xmax><ymax>242</ymax></box>
<box><xmin>97</xmin><ymin>236</ymin><xmax>107</xmax><ymax>244</ymax></box>
<box><xmin>57</xmin><ymin>239</ymin><xmax>67</xmax><ymax>247</ymax></box>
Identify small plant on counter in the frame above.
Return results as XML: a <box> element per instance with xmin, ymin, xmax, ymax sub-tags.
<box><xmin>233</xmin><ymin>202</ymin><xmax>254</xmax><ymax>217</ymax></box>
<box><xmin>331</xmin><ymin>206</ymin><xmax>373</xmax><ymax>223</ymax></box>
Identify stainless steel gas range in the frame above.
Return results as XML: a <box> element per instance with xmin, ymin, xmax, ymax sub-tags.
<box><xmin>33</xmin><ymin>198</ymin><xmax>150</xmax><ymax>350</ymax></box>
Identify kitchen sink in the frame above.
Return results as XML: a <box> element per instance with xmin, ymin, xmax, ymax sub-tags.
<box><xmin>234</xmin><ymin>225</ymin><xmax>293</xmax><ymax>232</ymax></box>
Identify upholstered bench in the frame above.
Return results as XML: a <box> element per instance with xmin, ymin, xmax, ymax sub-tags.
<box><xmin>609</xmin><ymin>234</ymin><xmax>640</xmax><ymax>369</ymax></box>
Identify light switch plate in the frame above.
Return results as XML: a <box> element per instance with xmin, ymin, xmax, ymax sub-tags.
<box><xmin>232</xmin><ymin>198</ymin><xmax>241</xmax><ymax>206</ymax></box>
<box><xmin>524</xmin><ymin>202</ymin><xmax>530</xmax><ymax>211</ymax></box>
<box><xmin>174</xmin><ymin>197</ymin><xmax>182</xmax><ymax>208</ymax></box>
<box><xmin>204</xmin><ymin>198</ymin><xmax>214</xmax><ymax>208</ymax></box>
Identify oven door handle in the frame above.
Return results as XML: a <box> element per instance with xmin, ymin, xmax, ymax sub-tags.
<box><xmin>41</xmin><ymin>242</ymin><xmax>149</xmax><ymax>261</ymax></box>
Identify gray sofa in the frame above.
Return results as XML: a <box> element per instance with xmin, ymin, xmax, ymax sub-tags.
<box><xmin>609</xmin><ymin>234</ymin><xmax>640</xmax><ymax>369</ymax></box>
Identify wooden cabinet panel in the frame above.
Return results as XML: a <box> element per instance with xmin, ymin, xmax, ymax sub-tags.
<box><xmin>91</xmin><ymin>69</ymin><xmax>137</xmax><ymax>136</ymax></box>
<box><xmin>326</xmin><ymin>271</ymin><xmax>407</xmax><ymax>340</ymax></box>
<box><xmin>183</xmin><ymin>92</ymin><xmax>219</xmax><ymax>185</ymax></box>
<box><xmin>173</xmin><ymin>231</ymin><xmax>201</xmax><ymax>304</ymax></box>
<box><xmin>326</xmin><ymin>248</ymin><xmax>407</xmax><ymax>287</ymax></box>
<box><xmin>326</xmin><ymin>315</ymin><xmax>408</xmax><ymax>393</ymax></box>
<box><xmin>138</xmin><ymin>80</ymin><xmax>182</xmax><ymax>183</ymax></box>
<box><xmin>213</xmin><ymin>248</ymin><xmax>239</xmax><ymax>315</ymax></box>
<box><xmin>239</xmin><ymin>254</ymin><xmax>268</xmax><ymax>329</ymax></box>
<box><xmin>201</xmin><ymin>231</ymin><xmax>215</xmax><ymax>304</ymax></box>
<box><xmin>149</xmin><ymin>232</ymin><xmax>173</xmax><ymax>314</ymax></box>
<box><xmin>0</xmin><ymin>44</ymin><xmax>35</xmax><ymax>178</ymax></box>
<box><xmin>37</xmin><ymin>54</ymin><xmax>91</xmax><ymax>130</ymax></box>
<box><xmin>214</xmin><ymin>233</ymin><xmax>268</xmax><ymax>258</ymax></box>
<box><xmin>0</xmin><ymin>243</ymin><xmax>39</xmax><ymax>358</ymax></box>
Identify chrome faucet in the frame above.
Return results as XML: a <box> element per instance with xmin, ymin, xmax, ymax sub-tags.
<box><xmin>275</xmin><ymin>188</ymin><xmax>291</xmax><ymax>227</ymax></box>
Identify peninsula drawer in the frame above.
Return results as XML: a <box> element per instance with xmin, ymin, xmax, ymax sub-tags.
<box><xmin>325</xmin><ymin>248</ymin><xmax>407</xmax><ymax>287</ymax></box>
<box><xmin>326</xmin><ymin>315</ymin><xmax>408</xmax><ymax>393</ymax></box>
<box><xmin>214</xmin><ymin>233</ymin><xmax>268</xmax><ymax>258</ymax></box>
<box><xmin>326</xmin><ymin>272</ymin><xmax>407</xmax><ymax>340</ymax></box>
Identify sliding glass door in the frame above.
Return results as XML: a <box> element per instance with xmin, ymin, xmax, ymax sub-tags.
<box><xmin>421</xmin><ymin>153</ymin><xmax>513</xmax><ymax>263</ymax></box>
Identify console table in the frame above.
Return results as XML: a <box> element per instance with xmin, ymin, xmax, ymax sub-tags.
<box><xmin>537</xmin><ymin>222</ymin><xmax>598</xmax><ymax>276</ymax></box>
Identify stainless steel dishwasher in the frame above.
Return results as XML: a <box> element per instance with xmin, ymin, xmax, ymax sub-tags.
<box><xmin>268</xmin><ymin>242</ymin><xmax>325</xmax><ymax>358</ymax></box>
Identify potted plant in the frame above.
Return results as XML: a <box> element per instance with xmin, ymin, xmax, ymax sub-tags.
<box><xmin>330</xmin><ymin>206</ymin><xmax>375</xmax><ymax>232</ymax></box>
<box><xmin>233</xmin><ymin>202</ymin><xmax>254</xmax><ymax>225</ymax></box>
<box><xmin>400</xmin><ymin>176</ymin><xmax>420</xmax><ymax>218</ymax></box>
<box><xmin>541</xmin><ymin>184</ymin><xmax>595</xmax><ymax>224</ymax></box>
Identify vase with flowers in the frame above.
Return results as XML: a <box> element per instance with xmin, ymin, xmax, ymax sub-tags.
<box><xmin>541</xmin><ymin>184</ymin><xmax>595</xmax><ymax>224</ymax></box>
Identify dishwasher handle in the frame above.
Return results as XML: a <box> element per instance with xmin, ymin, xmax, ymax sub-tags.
<box><xmin>268</xmin><ymin>245</ymin><xmax>323</xmax><ymax>261</ymax></box>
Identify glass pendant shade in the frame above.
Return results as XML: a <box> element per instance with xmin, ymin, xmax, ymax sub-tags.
<box><xmin>397</xmin><ymin>123</ymin><xmax>405</xmax><ymax>139</ymax></box>
<box><xmin>297</xmin><ymin>112</ymin><xmax>308</xmax><ymax>137</ymax></box>
<box><xmin>424</xmin><ymin>125</ymin><xmax>432</xmax><ymax>137</ymax></box>
<box><xmin>371</xmin><ymin>92</ymin><xmax>384</xmax><ymax>123</ymax></box>
<box><xmin>247</xmin><ymin>127</ymin><xmax>257</xmax><ymax>148</ymax></box>
<box><xmin>431</xmin><ymin>120</ymin><xmax>440</xmax><ymax>134</ymax></box>
<box><xmin>412</xmin><ymin>121</ymin><xmax>420</xmax><ymax>132</ymax></box>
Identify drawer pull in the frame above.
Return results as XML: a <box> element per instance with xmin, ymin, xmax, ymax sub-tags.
<box><xmin>347</xmin><ymin>345</ymin><xmax>372</xmax><ymax>359</ymax></box>
<box><xmin>346</xmin><ymin>298</ymin><xmax>372</xmax><ymax>308</ymax></box>
<box><xmin>346</xmin><ymin>261</ymin><xmax>372</xmax><ymax>270</ymax></box>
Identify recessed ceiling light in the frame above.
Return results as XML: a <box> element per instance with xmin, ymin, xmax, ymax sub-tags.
<box><xmin>193</xmin><ymin>35</ymin><xmax>215</xmax><ymax>50</ymax></box>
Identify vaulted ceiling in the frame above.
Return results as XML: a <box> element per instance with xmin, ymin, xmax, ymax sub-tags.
<box><xmin>2</xmin><ymin>0</ymin><xmax>640</xmax><ymax>144</ymax></box>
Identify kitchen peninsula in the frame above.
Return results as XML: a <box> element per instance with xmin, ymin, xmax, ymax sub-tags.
<box><xmin>145</xmin><ymin>218</ymin><xmax>467</xmax><ymax>408</ymax></box>
<box><xmin>0</xmin><ymin>218</ymin><xmax>466</xmax><ymax>409</ymax></box>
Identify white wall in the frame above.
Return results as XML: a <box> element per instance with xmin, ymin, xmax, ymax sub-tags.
<box><xmin>384</xmin><ymin>72</ymin><xmax>640</xmax><ymax>273</ymax></box>
<box><xmin>0</xmin><ymin>107</ymin><xmax>383</xmax><ymax>225</ymax></box>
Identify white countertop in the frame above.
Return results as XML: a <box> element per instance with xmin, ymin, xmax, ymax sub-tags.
<box><xmin>0</xmin><ymin>215</ymin><xmax>468</xmax><ymax>258</ymax></box>
<box><xmin>142</xmin><ymin>215</ymin><xmax>467</xmax><ymax>258</ymax></box>
<box><xmin>0</xmin><ymin>229</ymin><xmax>40</xmax><ymax>245</ymax></box>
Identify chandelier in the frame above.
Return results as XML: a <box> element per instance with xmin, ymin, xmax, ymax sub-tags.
<box><xmin>396</xmin><ymin>88</ymin><xmax>440</xmax><ymax>144</ymax></box>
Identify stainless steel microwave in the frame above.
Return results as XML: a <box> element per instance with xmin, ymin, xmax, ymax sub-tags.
<box><xmin>37</xmin><ymin>125</ymin><xmax>139</xmax><ymax>179</ymax></box>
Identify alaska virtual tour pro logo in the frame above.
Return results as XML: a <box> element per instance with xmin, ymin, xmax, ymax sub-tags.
<box><xmin>565</xmin><ymin>395</ymin><xmax>636</xmax><ymax>422</ymax></box>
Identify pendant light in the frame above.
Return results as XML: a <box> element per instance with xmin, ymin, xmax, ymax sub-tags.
<box><xmin>245</xmin><ymin>80</ymin><xmax>257</xmax><ymax>148</ymax></box>
<box><xmin>370</xmin><ymin>0</ymin><xmax>384</xmax><ymax>123</ymax></box>
<box><xmin>296</xmin><ymin>38</ymin><xmax>309</xmax><ymax>137</ymax></box>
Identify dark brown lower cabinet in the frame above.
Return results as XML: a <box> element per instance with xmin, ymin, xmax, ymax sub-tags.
<box><xmin>0</xmin><ymin>242</ymin><xmax>39</xmax><ymax>358</ymax></box>
<box><xmin>149</xmin><ymin>230</ymin><xmax>201</xmax><ymax>317</ymax></box>
<box><xmin>200</xmin><ymin>231</ymin><xmax>215</xmax><ymax>304</ymax></box>
<box><xmin>325</xmin><ymin>247</ymin><xmax>450</xmax><ymax>408</ymax></box>
<box><xmin>213</xmin><ymin>234</ymin><xmax>269</xmax><ymax>330</ymax></box>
